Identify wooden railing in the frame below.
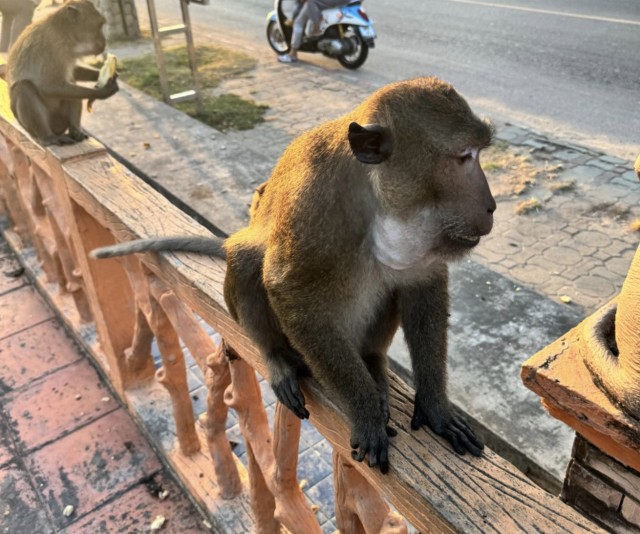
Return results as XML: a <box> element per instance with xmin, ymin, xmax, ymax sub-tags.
<box><xmin>0</xmin><ymin>77</ymin><xmax>604</xmax><ymax>533</ymax></box>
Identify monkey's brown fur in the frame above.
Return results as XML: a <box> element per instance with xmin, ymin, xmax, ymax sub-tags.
<box><xmin>7</xmin><ymin>0</ymin><xmax>119</xmax><ymax>146</ymax></box>
<box><xmin>93</xmin><ymin>77</ymin><xmax>496</xmax><ymax>472</ymax></box>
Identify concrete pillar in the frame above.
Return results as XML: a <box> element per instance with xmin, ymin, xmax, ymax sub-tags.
<box><xmin>91</xmin><ymin>0</ymin><xmax>141</xmax><ymax>41</ymax></box>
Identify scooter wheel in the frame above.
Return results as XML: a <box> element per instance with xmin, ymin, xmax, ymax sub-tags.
<box><xmin>267</xmin><ymin>20</ymin><xmax>291</xmax><ymax>55</ymax></box>
<box><xmin>338</xmin><ymin>27</ymin><xmax>369</xmax><ymax>70</ymax></box>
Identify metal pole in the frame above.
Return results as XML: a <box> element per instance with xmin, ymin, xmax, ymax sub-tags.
<box><xmin>180</xmin><ymin>0</ymin><xmax>204</xmax><ymax>115</ymax></box>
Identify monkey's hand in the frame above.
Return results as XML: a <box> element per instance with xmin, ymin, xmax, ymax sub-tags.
<box><xmin>95</xmin><ymin>77</ymin><xmax>119</xmax><ymax>100</ymax></box>
<box><xmin>411</xmin><ymin>399</ymin><xmax>484</xmax><ymax>457</ymax></box>
<box><xmin>350</xmin><ymin>417</ymin><xmax>394</xmax><ymax>474</ymax></box>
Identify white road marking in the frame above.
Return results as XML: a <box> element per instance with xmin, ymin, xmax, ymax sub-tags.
<box><xmin>448</xmin><ymin>0</ymin><xmax>640</xmax><ymax>26</ymax></box>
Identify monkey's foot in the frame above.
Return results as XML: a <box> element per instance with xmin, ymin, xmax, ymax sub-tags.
<box><xmin>411</xmin><ymin>402</ymin><xmax>484</xmax><ymax>457</ymax></box>
<box><xmin>43</xmin><ymin>134</ymin><xmax>79</xmax><ymax>146</ymax></box>
<box><xmin>68</xmin><ymin>128</ymin><xmax>88</xmax><ymax>142</ymax></box>
<box><xmin>272</xmin><ymin>374</ymin><xmax>309</xmax><ymax>420</ymax></box>
<box><xmin>350</xmin><ymin>420</ymin><xmax>392</xmax><ymax>474</ymax></box>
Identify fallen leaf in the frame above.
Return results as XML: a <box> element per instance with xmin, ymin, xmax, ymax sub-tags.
<box><xmin>150</xmin><ymin>515</ymin><xmax>166</xmax><ymax>531</ymax></box>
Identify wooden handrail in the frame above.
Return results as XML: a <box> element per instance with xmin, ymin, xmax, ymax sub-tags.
<box><xmin>0</xmin><ymin>76</ymin><xmax>603</xmax><ymax>533</ymax></box>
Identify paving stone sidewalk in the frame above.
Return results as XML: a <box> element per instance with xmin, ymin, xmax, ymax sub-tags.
<box><xmin>0</xmin><ymin>239</ymin><xmax>211</xmax><ymax>534</ymax></box>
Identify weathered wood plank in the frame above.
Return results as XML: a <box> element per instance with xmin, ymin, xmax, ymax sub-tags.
<box><xmin>522</xmin><ymin>321</ymin><xmax>640</xmax><ymax>474</ymax></box>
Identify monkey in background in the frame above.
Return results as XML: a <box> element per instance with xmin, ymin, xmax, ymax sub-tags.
<box><xmin>0</xmin><ymin>0</ymin><xmax>39</xmax><ymax>52</ymax></box>
<box><xmin>93</xmin><ymin>77</ymin><xmax>496</xmax><ymax>473</ymax></box>
<box><xmin>7</xmin><ymin>0</ymin><xmax>118</xmax><ymax>146</ymax></box>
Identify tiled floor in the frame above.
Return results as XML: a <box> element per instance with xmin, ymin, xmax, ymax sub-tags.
<box><xmin>0</xmin><ymin>241</ymin><xmax>211</xmax><ymax>533</ymax></box>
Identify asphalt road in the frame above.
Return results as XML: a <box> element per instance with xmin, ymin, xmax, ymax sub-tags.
<box><xmin>144</xmin><ymin>0</ymin><xmax>640</xmax><ymax>160</ymax></box>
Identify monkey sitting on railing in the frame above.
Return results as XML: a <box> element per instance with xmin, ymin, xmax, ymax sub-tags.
<box><xmin>7</xmin><ymin>0</ymin><xmax>118</xmax><ymax>146</ymax></box>
<box><xmin>92</xmin><ymin>77</ymin><xmax>496</xmax><ymax>473</ymax></box>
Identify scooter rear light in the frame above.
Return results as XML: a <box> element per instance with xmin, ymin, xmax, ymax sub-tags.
<box><xmin>358</xmin><ymin>9</ymin><xmax>369</xmax><ymax>21</ymax></box>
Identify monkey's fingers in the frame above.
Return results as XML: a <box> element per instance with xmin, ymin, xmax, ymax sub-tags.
<box><xmin>350</xmin><ymin>431</ymin><xmax>390</xmax><ymax>473</ymax></box>
<box><xmin>386</xmin><ymin>425</ymin><xmax>397</xmax><ymax>437</ymax></box>
<box><xmin>440</xmin><ymin>420</ymin><xmax>483</xmax><ymax>457</ymax></box>
<box><xmin>441</xmin><ymin>428</ymin><xmax>466</xmax><ymax>455</ymax></box>
<box><xmin>451</xmin><ymin>415</ymin><xmax>484</xmax><ymax>452</ymax></box>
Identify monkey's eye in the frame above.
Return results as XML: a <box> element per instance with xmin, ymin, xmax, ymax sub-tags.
<box><xmin>456</xmin><ymin>149</ymin><xmax>478</xmax><ymax>165</ymax></box>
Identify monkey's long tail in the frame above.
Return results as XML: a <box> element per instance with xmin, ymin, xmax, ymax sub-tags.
<box><xmin>90</xmin><ymin>236</ymin><xmax>226</xmax><ymax>260</ymax></box>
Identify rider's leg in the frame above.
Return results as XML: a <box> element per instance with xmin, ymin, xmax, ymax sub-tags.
<box><xmin>279</xmin><ymin>2</ymin><xmax>309</xmax><ymax>62</ymax></box>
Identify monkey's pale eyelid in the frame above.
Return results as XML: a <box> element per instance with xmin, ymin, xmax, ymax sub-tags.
<box><xmin>458</xmin><ymin>149</ymin><xmax>479</xmax><ymax>160</ymax></box>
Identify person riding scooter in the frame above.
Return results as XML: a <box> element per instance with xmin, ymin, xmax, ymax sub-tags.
<box><xmin>278</xmin><ymin>0</ymin><xmax>348</xmax><ymax>64</ymax></box>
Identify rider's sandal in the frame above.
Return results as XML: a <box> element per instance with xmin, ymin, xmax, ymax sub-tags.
<box><xmin>278</xmin><ymin>54</ymin><xmax>299</xmax><ymax>64</ymax></box>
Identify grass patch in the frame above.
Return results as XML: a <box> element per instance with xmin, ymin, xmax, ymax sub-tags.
<box><xmin>483</xmin><ymin>143</ymin><xmax>538</xmax><ymax>197</ymax></box>
<box><xmin>483</xmin><ymin>143</ymin><xmax>570</xmax><ymax>200</ymax></box>
<box><xmin>515</xmin><ymin>197</ymin><xmax>541</xmax><ymax>215</ymax></box>
<box><xmin>112</xmin><ymin>45</ymin><xmax>267</xmax><ymax>131</ymax></box>
<box><xmin>548</xmin><ymin>179</ymin><xmax>575</xmax><ymax>192</ymax></box>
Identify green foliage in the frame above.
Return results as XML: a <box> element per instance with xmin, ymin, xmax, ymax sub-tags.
<box><xmin>116</xmin><ymin>45</ymin><xmax>267</xmax><ymax>131</ymax></box>
<box><xmin>177</xmin><ymin>94</ymin><xmax>269</xmax><ymax>131</ymax></box>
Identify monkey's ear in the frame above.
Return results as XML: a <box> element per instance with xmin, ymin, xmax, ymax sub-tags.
<box><xmin>64</xmin><ymin>3</ymin><xmax>80</xmax><ymax>15</ymax></box>
<box><xmin>348</xmin><ymin>122</ymin><xmax>393</xmax><ymax>164</ymax></box>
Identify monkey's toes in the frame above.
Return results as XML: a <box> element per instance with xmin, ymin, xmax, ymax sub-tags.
<box><xmin>273</xmin><ymin>376</ymin><xmax>309</xmax><ymax>419</ymax></box>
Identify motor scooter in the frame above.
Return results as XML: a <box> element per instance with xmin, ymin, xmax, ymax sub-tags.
<box><xmin>267</xmin><ymin>0</ymin><xmax>376</xmax><ymax>70</ymax></box>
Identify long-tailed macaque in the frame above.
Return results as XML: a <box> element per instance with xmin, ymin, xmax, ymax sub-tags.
<box><xmin>7</xmin><ymin>0</ymin><xmax>118</xmax><ymax>146</ymax></box>
<box><xmin>93</xmin><ymin>77</ymin><xmax>496</xmax><ymax>473</ymax></box>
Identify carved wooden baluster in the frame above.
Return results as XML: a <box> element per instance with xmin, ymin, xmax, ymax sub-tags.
<box><xmin>246</xmin><ymin>440</ymin><xmax>279</xmax><ymax>534</ymax></box>
<box><xmin>146</xmin><ymin>272</ymin><xmax>200</xmax><ymax>455</ymax></box>
<box><xmin>333</xmin><ymin>450</ymin><xmax>408</xmax><ymax>534</ymax></box>
<box><xmin>118</xmin><ymin>255</ymin><xmax>158</xmax><ymax>385</ymax></box>
<box><xmin>0</xmin><ymin>137</ymin><xmax>29</xmax><ymax>240</ymax></box>
<box><xmin>35</xmin><ymin>164</ymin><xmax>92</xmax><ymax>322</ymax></box>
<box><xmin>224</xmin><ymin>351</ymin><xmax>322</xmax><ymax>534</ymax></box>
<box><xmin>9</xmin><ymin>145</ymin><xmax>57</xmax><ymax>283</ymax></box>
<box><xmin>156</xmin><ymin>290</ymin><xmax>242</xmax><ymax>498</ymax></box>
<box><xmin>272</xmin><ymin>401</ymin><xmax>318</xmax><ymax>527</ymax></box>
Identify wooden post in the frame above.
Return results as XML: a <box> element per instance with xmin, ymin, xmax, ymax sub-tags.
<box><xmin>245</xmin><ymin>440</ymin><xmax>280</xmax><ymax>534</ymax></box>
<box><xmin>156</xmin><ymin>290</ymin><xmax>242</xmax><ymax>498</ymax></box>
<box><xmin>333</xmin><ymin>450</ymin><xmax>408</xmax><ymax>534</ymax></box>
<box><xmin>272</xmin><ymin>402</ymin><xmax>318</xmax><ymax>528</ymax></box>
<box><xmin>147</xmin><ymin>274</ymin><xmax>200</xmax><ymax>456</ymax></box>
<box><xmin>225</xmin><ymin>353</ymin><xmax>322</xmax><ymax>534</ymax></box>
<box><xmin>36</xmin><ymin>162</ymin><xmax>93</xmax><ymax>322</ymax></box>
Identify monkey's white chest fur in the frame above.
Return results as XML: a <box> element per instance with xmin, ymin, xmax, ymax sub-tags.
<box><xmin>371</xmin><ymin>210</ymin><xmax>439</xmax><ymax>271</ymax></box>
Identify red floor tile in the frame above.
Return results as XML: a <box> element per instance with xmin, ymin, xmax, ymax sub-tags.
<box><xmin>26</xmin><ymin>408</ymin><xmax>162</xmax><ymax>529</ymax></box>
<box><xmin>0</xmin><ymin>465</ymin><xmax>53</xmax><ymax>534</ymax></box>
<box><xmin>0</xmin><ymin>247</ymin><xmax>26</xmax><ymax>297</ymax></box>
<box><xmin>0</xmin><ymin>286</ymin><xmax>53</xmax><ymax>340</ymax></box>
<box><xmin>65</xmin><ymin>472</ymin><xmax>211</xmax><ymax>533</ymax></box>
<box><xmin>5</xmin><ymin>360</ymin><xmax>117</xmax><ymax>451</ymax></box>
<box><xmin>0</xmin><ymin>319</ymin><xmax>82</xmax><ymax>394</ymax></box>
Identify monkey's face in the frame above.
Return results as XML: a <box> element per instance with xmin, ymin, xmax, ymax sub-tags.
<box><xmin>64</xmin><ymin>0</ymin><xmax>108</xmax><ymax>56</ymax></box>
<box><xmin>430</xmin><ymin>146</ymin><xmax>496</xmax><ymax>258</ymax></box>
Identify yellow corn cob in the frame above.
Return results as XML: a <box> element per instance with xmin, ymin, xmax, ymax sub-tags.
<box><xmin>96</xmin><ymin>53</ymin><xmax>117</xmax><ymax>88</ymax></box>
<box><xmin>87</xmin><ymin>53</ymin><xmax>118</xmax><ymax>112</ymax></box>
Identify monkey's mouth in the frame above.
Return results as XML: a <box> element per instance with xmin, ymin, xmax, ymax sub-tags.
<box><xmin>448</xmin><ymin>233</ymin><xmax>481</xmax><ymax>247</ymax></box>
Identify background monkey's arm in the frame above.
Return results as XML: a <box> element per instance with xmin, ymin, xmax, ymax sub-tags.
<box><xmin>74</xmin><ymin>66</ymin><xmax>100</xmax><ymax>82</ymax></box>
<box><xmin>399</xmin><ymin>263</ymin><xmax>484</xmax><ymax>456</ymax></box>
<box><xmin>38</xmin><ymin>79</ymin><xmax>117</xmax><ymax>101</ymax></box>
